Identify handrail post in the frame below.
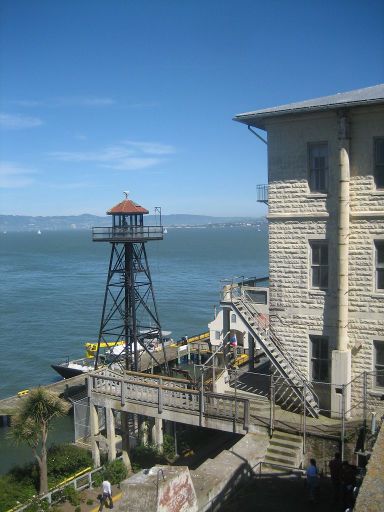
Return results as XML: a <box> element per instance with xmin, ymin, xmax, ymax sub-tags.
<box><xmin>158</xmin><ymin>377</ymin><xmax>163</xmax><ymax>414</ymax></box>
<box><xmin>199</xmin><ymin>370</ymin><xmax>205</xmax><ymax>426</ymax></box>
<box><xmin>244</xmin><ymin>400</ymin><xmax>250</xmax><ymax>430</ymax></box>
<box><xmin>234</xmin><ymin>369</ymin><xmax>238</xmax><ymax>433</ymax></box>
<box><xmin>269</xmin><ymin>374</ymin><xmax>275</xmax><ymax>436</ymax></box>
<box><xmin>302</xmin><ymin>382</ymin><xmax>307</xmax><ymax>454</ymax></box>
<box><xmin>363</xmin><ymin>371</ymin><xmax>367</xmax><ymax>450</ymax></box>
<box><xmin>87</xmin><ymin>375</ymin><xmax>92</xmax><ymax>397</ymax></box>
<box><xmin>341</xmin><ymin>384</ymin><xmax>346</xmax><ymax>460</ymax></box>
<box><xmin>121</xmin><ymin>377</ymin><xmax>125</xmax><ymax>406</ymax></box>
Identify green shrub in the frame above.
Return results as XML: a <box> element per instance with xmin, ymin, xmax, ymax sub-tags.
<box><xmin>62</xmin><ymin>486</ymin><xmax>81</xmax><ymax>506</ymax></box>
<box><xmin>163</xmin><ymin>434</ymin><xmax>176</xmax><ymax>461</ymax></box>
<box><xmin>130</xmin><ymin>444</ymin><xmax>163</xmax><ymax>471</ymax></box>
<box><xmin>47</xmin><ymin>444</ymin><xmax>92</xmax><ymax>481</ymax></box>
<box><xmin>93</xmin><ymin>460</ymin><xmax>128</xmax><ymax>487</ymax></box>
<box><xmin>86</xmin><ymin>498</ymin><xmax>94</xmax><ymax>505</ymax></box>
<box><xmin>0</xmin><ymin>473</ymin><xmax>36</xmax><ymax>512</ymax></box>
<box><xmin>75</xmin><ymin>506</ymin><xmax>81</xmax><ymax>512</ymax></box>
<box><xmin>23</xmin><ymin>497</ymin><xmax>50</xmax><ymax>512</ymax></box>
<box><xmin>0</xmin><ymin>444</ymin><xmax>91</xmax><ymax>512</ymax></box>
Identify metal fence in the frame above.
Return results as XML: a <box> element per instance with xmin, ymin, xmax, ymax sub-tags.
<box><xmin>74</xmin><ymin>397</ymin><xmax>105</xmax><ymax>443</ymax></box>
<box><xmin>196</xmin><ymin>363</ymin><xmax>384</xmax><ymax>457</ymax></box>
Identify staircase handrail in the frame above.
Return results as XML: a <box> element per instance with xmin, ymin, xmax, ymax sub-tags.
<box><xmin>231</xmin><ymin>293</ymin><xmax>319</xmax><ymax>411</ymax></box>
<box><xmin>239</xmin><ymin>291</ymin><xmax>317</xmax><ymax>391</ymax></box>
<box><xmin>251</xmin><ymin>460</ymin><xmax>306</xmax><ymax>477</ymax></box>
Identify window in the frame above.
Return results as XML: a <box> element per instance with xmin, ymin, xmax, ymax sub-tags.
<box><xmin>231</xmin><ymin>313</ymin><xmax>237</xmax><ymax>323</ymax></box>
<box><xmin>373</xmin><ymin>341</ymin><xmax>384</xmax><ymax>388</ymax></box>
<box><xmin>375</xmin><ymin>241</ymin><xmax>384</xmax><ymax>291</ymax></box>
<box><xmin>247</xmin><ymin>289</ymin><xmax>268</xmax><ymax>305</ymax></box>
<box><xmin>310</xmin><ymin>335</ymin><xmax>329</xmax><ymax>382</ymax></box>
<box><xmin>215</xmin><ymin>331</ymin><xmax>221</xmax><ymax>340</ymax></box>
<box><xmin>309</xmin><ymin>143</ymin><xmax>328</xmax><ymax>193</ymax></box>
<box><xmin>374</xmin><ymin>138</ymin><xmax>384</xmax><ymax>189</ymax></box>
<box><xmin>310</xmin><ymin>241</ymin><xmax>328</xmax><ymax>289</ymax></box>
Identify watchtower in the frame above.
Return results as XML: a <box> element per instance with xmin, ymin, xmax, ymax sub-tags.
<box><xmin>92</xmin><ymin>194</ymin><xmax>167</xmax><ymax>373</ymax></box>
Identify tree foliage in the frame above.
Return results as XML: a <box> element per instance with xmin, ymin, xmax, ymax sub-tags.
<box><xmin>9</xmin><ymin>387</ymin><xmax>70</xmax><ymax>495</ymax></box>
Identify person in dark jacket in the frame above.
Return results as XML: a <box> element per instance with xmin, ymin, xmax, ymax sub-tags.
<box><xmin>329</xmin><ymin>452</ymin><xmax>342</xmax><ymax>503</ymax></box>
<box><xmin>341</xmin><ymin>460</ymin><xmax>357</xmax><ymax>510</ymax></box>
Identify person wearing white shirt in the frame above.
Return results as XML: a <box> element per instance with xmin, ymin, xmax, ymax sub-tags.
<box><xmin>99</xmin><ymin>479</ymin><xmax>113</xmax><ymax>511</ymax></box>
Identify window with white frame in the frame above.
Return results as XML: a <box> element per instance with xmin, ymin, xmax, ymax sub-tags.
<box><xmin>309</xmin><ymin>142</ymin><xmax>328</xmax><ymax>193</ymax></box>
<box><xmin>310</xmin><ymin>335</ymin><xmax>329</xmax><ymax>382</ymax></box>
<box><xmin>374</xmin><ymin>137</ymin><xmax>384</xmax><ymax>189</ymax></box>
<box><xmin>375</xmin><ymin>240</ymin><xmax>384</xmax><ymax>290</ymax></box>
<box><xmin>215</xmin><ymin>331</ymin><xmax>221</xmax><ymax>340</ymax></box>
<box><xmin>373</xmin><ymin>340</ymin><xmax>384</xmax><ymax>388</ymax></box>
<box><xmin>231</xmin><ymin>313</ymin><xmax>236</xmax><ymax>323</ymax></box>
<box><xmin>310</xmin><ymin>241</ymin><xmax>328</xmax><ymax>289</ymax></box>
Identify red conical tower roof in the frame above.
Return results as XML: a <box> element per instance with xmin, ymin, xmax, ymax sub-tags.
<box><xmin>107</xmin><ymin>196</ymin><xmax>149</xmax><ymax>215</ymax></box>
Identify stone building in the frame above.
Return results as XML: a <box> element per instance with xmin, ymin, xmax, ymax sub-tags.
<box><xmin>233</xmin><ymin>84</ymin><xmax>384</xmax><ymax>417</ymax></box>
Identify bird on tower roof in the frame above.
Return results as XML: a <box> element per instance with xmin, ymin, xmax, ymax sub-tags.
<box><xmin>107</xmin><ymin>192</ymin><xmax>149</xmax><ymax>215</ymax></box>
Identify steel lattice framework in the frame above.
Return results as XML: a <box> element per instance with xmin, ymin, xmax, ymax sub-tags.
<box><xmin>92</xmin><ymin>198</ymin><xmax>168</xmax><ymax>373</ymax></box>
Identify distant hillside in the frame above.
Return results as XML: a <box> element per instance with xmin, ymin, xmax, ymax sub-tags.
<box><xmin>0</xmin><ymin>213</ymin><xmax>265</xmax><ymax>232</ymax></box>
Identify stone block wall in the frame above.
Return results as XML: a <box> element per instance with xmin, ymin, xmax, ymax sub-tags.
<box><xmin>265</xmin><ymin>105</ymin><xmax>384</xmax><ymax>415</ymax></box>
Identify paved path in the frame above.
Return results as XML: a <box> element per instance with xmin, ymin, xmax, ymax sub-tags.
<box><xmin>57</xmin><ymin>484</ymin><xmax>122</xmax><ymax>512</ymax></box>
<box><xmin>0</xmin><ymin>374</ymin><xmax>88</xmax><ymax>415</ymax></box>
<box><xmin>221</xmin><ymin>473</ymin><xmax>341</xmax><ymax>512</ymax></box>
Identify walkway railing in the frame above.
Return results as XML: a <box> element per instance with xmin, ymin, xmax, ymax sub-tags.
<box><xmin>87</xmin><ymin>363</ymin><xmax>384</xmax><ymax>459</ymax></box>
<box><xmin>89</xmin><ymin>369</ymin><xmax>250</xmax><ymax>430</ymax></box>
<box><xmin>11</xmin><ymin>463</ymin><xmax>109</xmax><ymax>512</ymax></box>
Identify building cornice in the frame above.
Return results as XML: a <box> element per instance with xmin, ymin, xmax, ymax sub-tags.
<box><xmin>350</xmin><ymin>211</ymin><xmax>384</xmax><ymax>219</ymax></box>
<box><xmin>267</xmin><ymin>212</ymin><xmax>329</xmax><ymax>220</ymax></box>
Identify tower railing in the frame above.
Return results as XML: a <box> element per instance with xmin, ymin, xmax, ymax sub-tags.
<box><xmin>256</xmin><ymin>184</ymin><xmax>268</xmax><ymax>204</ymax></box>
<box><xmin>92</xmin><ymin>225</ymin><xmax>164</xmax><ymax>242</ymax></box>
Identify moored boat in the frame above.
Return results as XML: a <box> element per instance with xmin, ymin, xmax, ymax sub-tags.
<box><xmin>51</xmin><ymin>331</ymin><xmax>174</xmax><ymax>379</ymax></box>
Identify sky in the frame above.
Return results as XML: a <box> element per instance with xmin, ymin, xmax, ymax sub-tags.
<box><xmin>0</xmin><ymin>0</ymin><xmax>383</xmax><ymax>217</ymax></box>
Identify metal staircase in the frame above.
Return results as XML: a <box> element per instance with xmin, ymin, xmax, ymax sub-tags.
<box><xmin>227</xmin><ymin>294</ymin><xmax>320</xmax><ymax>418</ymax></box>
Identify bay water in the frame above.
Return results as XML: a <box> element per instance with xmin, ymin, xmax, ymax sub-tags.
<box><xmin>0</xmin><ymin>226</ymin><xmax>268</xmax><ymax>472</ymax></box>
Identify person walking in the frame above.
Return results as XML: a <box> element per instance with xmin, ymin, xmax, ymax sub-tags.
<box><xmin>306</xmin><ymin>458</ymin><xmax>319</xmax><ymax>503</ymax></box>
<box><xmin>329</xmin><ymin>452</ymin><xmax>342</xmax><ymax>503</ymax></box>
<box><xmin>341</xmin><ymin>461</ymin><xmax>357</xmax><ymax>510</ymax></box>
<box><xmin>99</xmin><ymin>479</ymin><xmax>113</xmax><ymax>511</ymax></box>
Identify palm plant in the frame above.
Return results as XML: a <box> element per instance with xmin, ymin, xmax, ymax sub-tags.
<box><xmin>10</xmin><ymin>387</ymin><xmax>70</xmax><ymax>495</ymax></box>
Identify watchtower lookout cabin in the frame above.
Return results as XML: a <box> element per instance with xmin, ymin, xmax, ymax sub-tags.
<box><xmin>92</xmin><ymin>195</ymin><xmax>167</xmax><ymax>373</ymax></box>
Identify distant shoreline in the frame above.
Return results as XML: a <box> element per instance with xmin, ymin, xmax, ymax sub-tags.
<box><xmin>0</xmin><ymin>214</ymin><xmax>266</xmax><ymax>232</ymax></box>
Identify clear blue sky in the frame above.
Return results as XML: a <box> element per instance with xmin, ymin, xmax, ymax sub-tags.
<box><xmin>1</xmin><ymin>0</ymin><xmax>383</xmax><ymax>217</ymax></box>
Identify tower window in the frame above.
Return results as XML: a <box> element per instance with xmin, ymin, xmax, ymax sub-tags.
<box><xmin>374</xmin><ymin>341</ymin><xmax>384</xmax><ymax>388</ymax></box>
<box><xmin>374</xmin><ymin>138</ymin><xmax>384</xmax><ymax>189</ymax></box>
<box><xmin>375</xmin><ymin>240</ymin><xmax>384</xmax><ymax>291</ymax></box>
<box><xmin>231</xmin><ymin>313</ymin><xmax>237</xmax><ymax>323</ymax></box>
<box><xmin>310</xmin><ymin>241</ymin><xmax>328</xmax><ymax>289</ymax></box>
<box><xmin>310</xmin><ymin>335</ymin><xmax>329</xmax><ymax>382</ymax></box>
<box><xmin>309</xmin><ymin>142</ymin><xmax>328</xmax><ymax>193</ymax></box>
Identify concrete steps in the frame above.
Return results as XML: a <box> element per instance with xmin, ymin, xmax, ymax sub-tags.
<box><xmin>224</xmin><ymin>388</ymin><xmax>284</xmax><ymax>419</ymax></box>
<box><xmin>263</xmin><ymin>430</ymin><xmax>303</xmax><ymax>470</ymax></box>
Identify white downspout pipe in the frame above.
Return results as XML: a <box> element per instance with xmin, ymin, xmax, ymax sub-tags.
<box><xmin>331</xmin><ymin>111</ymin><xmax>352</xmax><ymax>419</ymax></box>
<box><xmin>337</xmin><ymin>112</ymin><xmax>350</xmax><ymax>352</ymax></box>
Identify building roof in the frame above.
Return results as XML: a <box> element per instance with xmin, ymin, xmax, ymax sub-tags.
<box><xmin>234</xmin><ymin>84</ymin><xmax>384</xmax><ymax>130</ymax></box>
<box><xmin>107</xmin><ymin>199</ymin><xmax>149</xmax><ymax>215</ymax></box>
